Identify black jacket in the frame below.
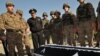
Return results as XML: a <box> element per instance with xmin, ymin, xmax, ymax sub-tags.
<box><xmin>62</xmin><ymin>13</ymin><xmax>76</xmax><ymax>25</ymax></box>
<box><xmin>27</xmin><ymin>17</ymin><xmax>43</xmax><ymax>33</ymax></box>
<box><xmin>77</xmin><ymin>3</ymin><xmax>96</xmax><ymax>21</ymax></box>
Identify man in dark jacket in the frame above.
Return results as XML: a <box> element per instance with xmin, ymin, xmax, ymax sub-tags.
<box><xmin>62</xmin><ymin>3</ymin><xmax>77</xmax><ymax>46</ymax></box>
<box><xmin>96</xmin><ymin>1</ymin><xmax>100</xmax><ymax>47</ymax></box>
<box><xmin>52</xmin><ymin>11</ymin><xmax>63</xmax><ymax>44</ymax></box>
<box><xmin>27</xmin><ymin>8</ymin><xmax>44</xmax><ymax>51</ymax></box>
<box><xmin>77</xmin><ymin>0</ymin><xmax>96</xmax><ymax>47</ymax></box>
<box><xmin>42</xmin><ymin>12</ymin><xmax>50</xmax><ymax>44</ymax></box>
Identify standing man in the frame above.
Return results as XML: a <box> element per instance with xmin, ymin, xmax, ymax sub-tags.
<box><xmin>27</xmin><ymin>8</ymin><xmax>44</xmax><ymax>52</ymax></box>
<box><xmin>16</xmin><ymin>9</ymin><xmax>32</xmax><ymax>56</ymax></box>
<box><xmin>0</xmin><ymin>15</ymin><xmax>8</xmax><ymax>55</ymax></box>
<box><xmin>42</xmin><ymin>12</ymin><xmax>50</xmax><ymax>44</ymax></box>
<box><xmin>96</xmin><ymin>1</ymin><xmax>100</xmax><ymax>47</ymax></box>
<box><xmin>62</xmin><ymin>3</ymin><xmax>77</xmax><ymax>46</ymax></box>
<box><xmin>52</xmin><ymin>11</ymin><xmax>63</xmax><ymax>44</ymax></box>
<box><xmin>1</xmin><ymin>2</ymin><xmax>24</xmax><ymax>56</ymax></box>
<box><xmin>77</xmin><ymin>0</ymin><xmax>96</xmax><ymax>47</ymax></box>
<box><xmin>49</xmin><ymin>11</ymin><xmax>56</xmax><ymax>44</ymax></box>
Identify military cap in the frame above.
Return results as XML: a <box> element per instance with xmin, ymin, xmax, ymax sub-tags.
<box><xmin>54</xmin><ymin>10</ymin><xmax>61</xmax><ymax>15</ymax></box>
<box><xmin>6</xmin><ymin>2</ymin><xmax>14</xmax><ymax>7</ymax></box>
<box><xmin>63</xmin><ymin>3</ymin><xmax>70</xmax><ymax>9</ymax></box>
<box><xmin>42</xmin><ymin>12</ymin><xmax>48</xmax><ymax>17</ymax></box>
<box><xmin>16</xmin><ymin>9</ymin><xmax>23</xmax><ymax>15</ymax></box>
<box><xmin>29</xmin><ymin>8</ymin><xmax>37</xmax><ymax>14</ymax></box>
<box><xmin>50</xmin><ymin>11</ymin><xmax>55</xmax><ymax>15</ymax></box>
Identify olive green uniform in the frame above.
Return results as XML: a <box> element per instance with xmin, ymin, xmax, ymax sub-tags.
<box><xmin>42</xmin><ymin>19</ymin><xmax>50</xmax><ymax>44</ymax></box>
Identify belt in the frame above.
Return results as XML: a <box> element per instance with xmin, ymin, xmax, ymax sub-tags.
<box><xmin>6</xmin><ymin>29</ymin><xmax>21</xmax><ymax>32</ymax></box>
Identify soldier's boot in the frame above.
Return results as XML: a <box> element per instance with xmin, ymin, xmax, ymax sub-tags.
<box><xmin>88</xmin><ymin>36</ymin><xmax>93</xmax><ymax>47</ymax></box>
<box><xmin>72</xmin><ymin>41</ymin><xmax>76</xmax><ymax>46</ymax></box>
<box><xmin>95</xmin><ymin>42</ymin><xmax>99</xmax><ymax>47</ymax></box>
<box><xmin>88</xmin><ymin>41</ymin><xmax>93</xmax><ymax>47</ymax></box>
<box><xmin>25</xmin><ymin>45</ymin><xmax>32</xmax><ymax>56</ymax></box>
<box><xmin>67</xmin><ymin>40</ymin><xmax>72</xmax><ymax>46</ymax></box>
<box><xmin>71</xmin><ymin>36</ymin><xmax>76</xmax><ymax>46</ymax></box>
<box><xmin>80</xmin><ymin>41</ymin><xmax>86</xmax><ymax>47</ymax></box>
<box><xmin>95</xmin><ymin>40</ymin><xmax>100</xmax><ymax>47</ymax></box>
<box><xmin>47</xmin><ymin>37</ymin><xmax>50</xmax><ymax>44</ymax></box>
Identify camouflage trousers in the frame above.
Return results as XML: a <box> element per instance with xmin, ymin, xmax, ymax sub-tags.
<box><xmin>6</xmin><ymin>31</ymin><xmax>24</xmax><ymax>56</ymax></box>
<box><xmin>78</xmin><ymin>21</ymin><xmax>93</xmax><ymax>47</ymax></box>
<box><xmin>63</xmin><ymin>25</ymin><xmax>76</xmax><ymax>46</ymax></box>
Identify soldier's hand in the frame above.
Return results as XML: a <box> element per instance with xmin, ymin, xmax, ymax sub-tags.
<box><xmin>0</xmin><ymin>36</ymin><xmax>6</xmax><ymax>41</ymax></box>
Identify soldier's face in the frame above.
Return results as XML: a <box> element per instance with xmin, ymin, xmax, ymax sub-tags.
<box><xmin>64</xmin><ymin>7</ymin><xmax>69</xmax><ymax>12</ymax></box>
<box><xmin>43</xmin><ymin>16</ymin><xmax>48</xmax><ymax>19</ymax></box>
<box><xmin>79</xmin><ymin>0</ymin><xmax>85</xmax><ymax>3</ymax></box>
<box><xmin>16</xmin><ymin>13</ymin><xmax>22</xmax><ymax>18</ymax></box>
<box><xmin>6</xmin><ymin>6</ymin><xmax>14</xmax><ymax>13</ymax></box>
<box><xmin>31</xmin><ymin>12</ymin><xmax>36</xmax><ymax>18</ymax></box>
<box><xmin>51</xmin><ymin>14</ymin><xmax>55</xmax><ymax>18</ymax></box>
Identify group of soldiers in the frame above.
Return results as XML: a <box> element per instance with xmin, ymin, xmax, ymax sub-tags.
<box><xmin>0</xmin><ymin>1</ymin><xmax>31</xmax><ymax>56</ymax></box>
<box><xmin>0</xmin><ymin>0</ymin><xmax>100</xmax><ymax>56</ymax></box>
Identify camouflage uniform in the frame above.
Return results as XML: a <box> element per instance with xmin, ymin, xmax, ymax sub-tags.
<box><xmin>1</xmin><ymin>2</ymin><xmax>24</xmax><ymax>56</ymax></box>
<box><xmin>0</xmin><ymin>15</ymin><xmax>5</xmax><ymax>40</ymax></box>
<box><xmin>96</xmin><ymin>1</ymin><xmax>100</xmax><ymax>47</ymax></box>
<box><xmin>1</xmin><ymin>11</ymin><xmax>24</xmax><ymax>56</ymax></box>
<box><xmin>77</xmin><ymin>2</ymin><xmax>96</xmax><ymax>47</ymax></box>
<box><xmin>20</xmin><ymin>18</ymin><xmax>32</xmax><ymax>56</ymax></box>
<box><xmin>42</xmin><ymin>12</ymin><xmax>50</xmax><ymax>44</ymax></box>
<box><xmin>0</xmin><ymin>15</ymin><xmax>9</xmax><ymax>55</ymax></box>
<box><xmin>16</xmin><ymin>9</ymin><xmax>32</xmax><ymax>56</ymax></box>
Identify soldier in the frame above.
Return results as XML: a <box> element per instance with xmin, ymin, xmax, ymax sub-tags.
<box><xmin>52</xmin><ymin>11</ymin><xmax>63</xmax><ymax>44</ymax></box>
<box><xmin>27</xmin><ymin>8</ymin><xmax>44</xmax><ymax>52</ymax></box>
<box><xmin>49</xmin><ymin>11</ymin><xmax>56</xmax><ymax>44</ymax></box>
<box><xmin>96</xmin><ymin>1</ymin><xmax>100</xmax><ymax>47</ymax></box>
<box><xmin>0</xmin><ymin>15</ymin><xmax>8</xmax><ymax>56</ymax></box>
<box><xmin>16</xmin><ymin>9</ymin><xmax>32</xmax><ymax>56</ymax></box>
<box><xmin>50</xmin><ymin>11</ymin><xmax>55</xmax><ymax>22</ymax></box>
<box><xmin>1</xmin><ymin>2</ymin><xmax>24</xmax><ymax>56</ymax></box>
<box><xmin>42</xmin><ymin>12</ymin><xmax>50</xmax><ymax>44</ymax></box>
<box><xmin>62</xmin><ymin>3</ymin><xmax>77</xmax><ymax>46</ymax></box>
<box><xmin>77</xmin><ymin>0</ymin><xmax>96</xmax><ymax>47</ymax></box>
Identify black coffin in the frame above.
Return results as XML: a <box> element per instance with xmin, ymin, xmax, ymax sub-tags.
<box><xmin>34</xmin><ymin>45</ymin><xmax>100</xmax><ymax>56</ymax></box>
